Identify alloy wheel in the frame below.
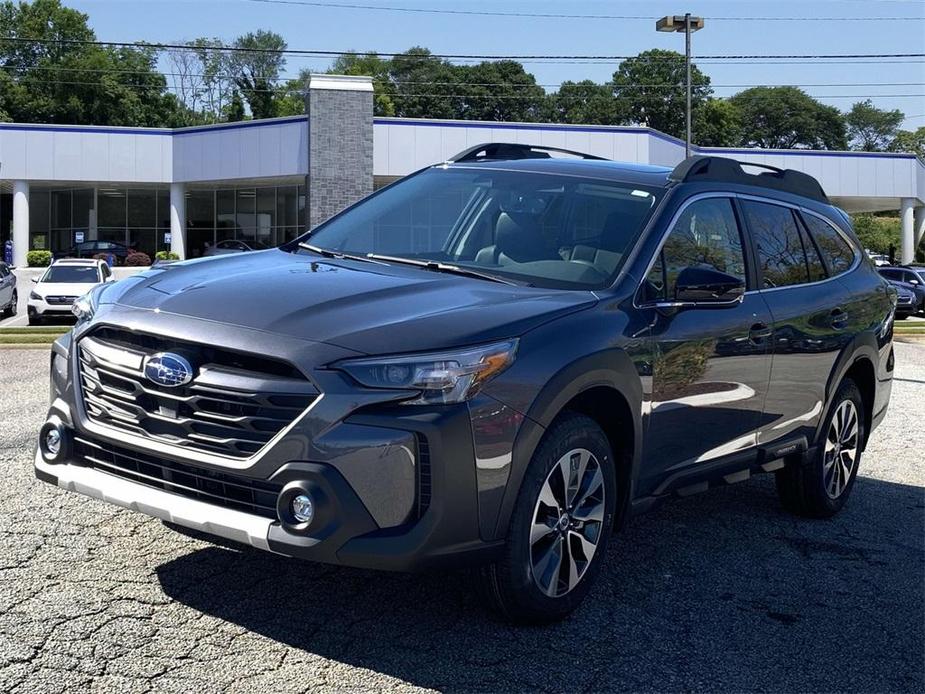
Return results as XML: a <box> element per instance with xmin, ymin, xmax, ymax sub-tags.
<box><xmin>529</xmin><ymin>448</ymin><xmax>606</xmax><ymax>597</ymax></box>
<box><xmin>823</xmin><ymin>400</ymin><xmax>859</xmax><ymax>499</ymax></box>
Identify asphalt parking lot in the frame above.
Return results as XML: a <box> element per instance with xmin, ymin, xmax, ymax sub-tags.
<box><xmin>1</xmin><ymin>344</ymin><xmax>923</xmax><ymax>693</ymax></box>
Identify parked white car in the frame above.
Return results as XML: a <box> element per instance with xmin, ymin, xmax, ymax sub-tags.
<box><xmin>867</xmin><ymin>252</ymin><xmax>890</xmax><ymax>267</ymax></box>
<box><xmin>203</xmin><ymin>239</ymin><xmax>270</xmax><ymax>256</ymax></box>
<box><xmin>28</xmin><ymin>259</ymin><xmax>114</xmax><ymax>325</ymax></box>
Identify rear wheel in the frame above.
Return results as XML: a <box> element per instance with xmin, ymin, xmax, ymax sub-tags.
<box><xmin>776</xmin><ymin>379</ymin><xmax>865</xmax><ymax>518</ymax></box>
<box><xmin>475</xmin><ymin>413</ymin><xmax>617</xmax><ymax>624</ymax></box>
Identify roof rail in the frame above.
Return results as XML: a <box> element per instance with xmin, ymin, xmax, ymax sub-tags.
<box><xmin>449</xmin><ymin>142</ymin><xmax>606</xmax><ymax>163</ymax></box>
<box><xmin>669</xmin><ymin>155</ymin><xmax>830</xmax><ymax>204</ymax></box>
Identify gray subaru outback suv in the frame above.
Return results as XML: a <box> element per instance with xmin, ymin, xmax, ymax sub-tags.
<box><xmin>36</xmin><ymin>146</ymin><xmax>895</xmax><ymax>623</ymax></box>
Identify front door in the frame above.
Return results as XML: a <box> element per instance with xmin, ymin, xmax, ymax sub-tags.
<box><xmin>640</xmin><ymin>196</ymin><xmax>774</xmax><ymax>489</ymax></box>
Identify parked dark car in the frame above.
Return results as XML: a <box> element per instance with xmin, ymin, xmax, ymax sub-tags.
<box><xmin>0</xmin><ymin>261</ymin><xmax>17</xmax><ymax>318</ymax></box>
<box><xmin>878</xmin><ymin>266</ymin><xmax>925</xmax><ymax>312</ymax></box>
<box><xmin>35</xmin><ymin>148</ymin><xmax>896</xmax><ymax>623</ymax></box>
<box><xmin>892</xmin><ymin>283</ymin><xmax>917</xmax><ymax>319</ymax></box>
<box><xmin>54</xmin><ymin>240</ymin><xmax>133</xmax><ymax>264</ymax></box>
<box><xmin>203</xmin><ymin>239</ymin><xmax>270</xmax><ymax>257</ymax></box>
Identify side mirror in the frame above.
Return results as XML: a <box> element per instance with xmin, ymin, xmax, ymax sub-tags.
<box><xmin>674</xmin><ymin>266</ymin><xmax>745</xmax><ymax>304</ymax></box>
<box><xmin>31</xmin><ymin>277</ymin><xmax>38</xmax><ymax>284</ymax></box>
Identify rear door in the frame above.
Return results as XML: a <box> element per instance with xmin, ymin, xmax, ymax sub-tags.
<box><xmin>0</xmin><ymin>264</ymin><xmax>12</xmax><ymax>306</ymax></box>
<box><xmin>640</xmin><ymin>195</ymin><xmax>774</xmax><ymax>484</ymax></box>
<box><xmin>740</xmin><ymin>197</ymin><xmax>855</xmax><ymax>447</ymax></box>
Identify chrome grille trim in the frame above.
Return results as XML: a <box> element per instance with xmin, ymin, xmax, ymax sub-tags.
<box><xmin>76</xmin><ymin>329</ymin><xmax>319</xmax><ymax>461</ymax></box>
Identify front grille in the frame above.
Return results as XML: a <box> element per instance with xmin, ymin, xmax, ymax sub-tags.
<box><xmin>74</xmin><ymin>436</ymin><xmax>281</xmax><ymax>519</ymax></box>
<box><xmin>77</xmin><ymin>327</ymin><xmax>318</xmax><ymax>459</ymax></box>
<box><xmin>46</xmin><ymin>295</ymin><xmax>77</xmax><ymax>305</ymax></box>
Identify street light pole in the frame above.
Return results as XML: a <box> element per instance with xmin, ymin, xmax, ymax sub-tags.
<box><xmin>656</xmin><ymin>14</ymin><xmax>704</xmax><ymax>159</ymax></box>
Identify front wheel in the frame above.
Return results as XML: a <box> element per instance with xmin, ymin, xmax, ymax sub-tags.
<box><xmin>2</xmin><ymin>291</ymin><xmax>15</xmax><ymax>318</ymax></box>
<box><xmin>475</xmin><ymin>412</ymin><xmax>617</xmax><ymax>624</ymax></box>
<box><xmin>776</xmin><ymin>378</ymin><xmax>865</xmax><ymax>518</ymax></box>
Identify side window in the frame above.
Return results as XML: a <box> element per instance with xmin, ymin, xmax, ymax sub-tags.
<box><xmin>798</xmin><ymin>222</ymin><xmax>827</xmax><ymax>282</ymax></box>
<box><xmin>742</xmin><ymin>200</ymin><xmax>809</xmax><ymax>288</ymax></box>
<box><xmin>800</xmin><ymin>213</ymin><xmax>856</xmax><ymax>277</ymax></box>
<box><xmin>645</xmin><ymin>198</ymin><xmax>746</xmax><ymax>301</ymax></box>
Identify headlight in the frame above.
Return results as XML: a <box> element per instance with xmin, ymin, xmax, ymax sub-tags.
<box><xmin>29</xmin><ymin>291</ymin><xmax>42</xmax><ymax>301</ymax></box>
<box><xmin>335</xmin><ymin>339</ymin><xmax>518</xmax><ymax>405</ymax></box>
<box><xmin>71</xmin><ymin>285</ymin><xmax>106</xmax><ymax>325</ymax></box>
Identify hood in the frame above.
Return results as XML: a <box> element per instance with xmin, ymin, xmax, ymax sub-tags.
<box><xmin>104</xmin><ymin>249</ymin><xmax>597</xmax><ymax>354</ymax></box>
<box><xmin>35</xmin><ymin>281</ymin><xmax>101</xmax><ymax>297</ymax></box>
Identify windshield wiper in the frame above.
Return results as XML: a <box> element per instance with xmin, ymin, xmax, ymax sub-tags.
<box><xmin>365</xmin><ymin>254</ymin><xmax>526</xmax><ymax>286</ymax></box>
<box><xmin>298</xmin><ymin>243</ymin><xmax>387</xmax><ymax>265</ymax></box>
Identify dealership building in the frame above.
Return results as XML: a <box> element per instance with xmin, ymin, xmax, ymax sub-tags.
<box><xmin>1</xmin><ymin>74</ymin><xmax>924</xmax><ymax>267</ymax></box>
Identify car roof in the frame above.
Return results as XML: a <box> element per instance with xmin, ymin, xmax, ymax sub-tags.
<box><xmin>443</xmin><ymin>157</ymin><xmax>673</xmax><ymax>188</ymax></box>
<box><xmin>52</xmin><ymin>258</ymin><xmax>102</xmax><ymax>266</ymax></box>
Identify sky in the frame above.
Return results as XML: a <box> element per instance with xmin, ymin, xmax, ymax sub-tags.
<box><xmin>65</xmin><ymin>0</ymin><xmax>925</xmax><ymax>129</ymax></box>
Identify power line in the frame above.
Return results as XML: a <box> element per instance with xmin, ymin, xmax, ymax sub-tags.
<box><xmin>237</xmin><ymin>0</ymin><xmax>925</xmax><ymax>21</ymax></box>
<box><xmin>2</xmin><ymin>37</ymin><xmax>923</xmax><ymax>62</ymax></box>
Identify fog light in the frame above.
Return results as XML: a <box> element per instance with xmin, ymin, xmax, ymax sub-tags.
<box><xmin>291</xmin><ymin>494</ymin><xmax>315</xmax><ymax>524</ymax></box>
<box><xmin>45</xmin><ymin>428</ymin><xmax>62</xmax><ymax>456</ymax></box>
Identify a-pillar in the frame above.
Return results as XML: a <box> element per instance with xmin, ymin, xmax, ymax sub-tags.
<box><xmin>169</xmin><ymin>183</ymin><xmax>186</xmax><ymax>260</ymax></box>
<box><xmin>12</xmin><ymin>180</ymin><xmax>29</xmax><ymax>268</ymax></box>
<box><xmin>900</xmin><ymin>198</ymin><xmax>915</xmax><ymax>264</ymax></box>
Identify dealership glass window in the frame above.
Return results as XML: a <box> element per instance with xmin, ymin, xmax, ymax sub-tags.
<box><xmin>277</xmin><ymin>186</ymin><xmax>298</xmax><ymax>228</ymax></box>
<box><xmin>52</xmin><ymin>190</ymin><xmax>72</xmax><ymax>230</ymax></box>
<box><xmin>73</xmin><ymin>189</ymin><xmax>93</xmax><ymax>232</ymax></box>
<box><xmin>216</xmin><ymin>189</ymin><xmax>235</xmax><ymax>243</ymax></box>
<box><xmin>127</xmin><ymin>189</ymin><xmax>156</xmax><ymax>228</ymax></box>
<box><xmin>156</xmin><ymin>189</ymin><xmax>170</xmax><ymax>231</ymax></box>
<box><xmin>98</xmin><ymin>189</ymin><xmax>126</xmax><ymax>229</ymax></box>
<box><xmin>29</xmin><ymin>190</ymin><xmax>50</xmax><ymax>250</ymax></box>
<box><xmin>236</xmin><ymin>188</ymin><xmax>257</xmax><ymax>241</ymax></box>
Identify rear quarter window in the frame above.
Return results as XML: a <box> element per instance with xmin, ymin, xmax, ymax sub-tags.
<box><xmin>800</xmin><ymin>213</ymin><xmax>856</xmax><ymax>277</ymax></box>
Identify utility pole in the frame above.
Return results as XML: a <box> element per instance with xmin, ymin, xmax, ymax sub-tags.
<box><xmin>656</xmin><ymin>14</ymin><xmax>705</xmax><ymax>159</ymax></box>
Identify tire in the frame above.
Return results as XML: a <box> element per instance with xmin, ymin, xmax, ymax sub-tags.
<box><xmin>1</xmin><ymin>291</ymin><xmax>15</xmax><ymax>318</ymax></box>
<box><xmin>27</xmin><ymin>314</ymin><xmax>43</xmax><ymax>326</ymax></box>
<box><xmin>897</xmin><ymin>314</ymin><xmax>909</xmax><ymax>320</ymax></box>
<box><xmin>776</xmin><ymin>378</ymin><xmax>865</xmax><ymax>518</ymax></box>
<box><xmin>475</xmin><ymin>412</ymin><xmax>617</xmax><ymax>624</ymax></box>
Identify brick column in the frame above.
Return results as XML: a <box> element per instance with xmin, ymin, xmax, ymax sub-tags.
<box><xmin>306</xmin><ymin>74</ymin><xmax>374</xmax><ymax>229</ymax></box>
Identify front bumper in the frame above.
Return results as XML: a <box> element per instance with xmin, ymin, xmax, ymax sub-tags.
<box><xmin>28</xmin><ymin>298</ymin><xmax>75</xmax><ymax>317</ymax></box>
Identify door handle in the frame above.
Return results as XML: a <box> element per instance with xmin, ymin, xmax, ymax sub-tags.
<box><xmin>831</xmin><ymin>308</ymin><xmax>849</xmax><ymax>329</ymax></box>
<box><xmin>749</xmin><ymin>322</ymin><xmax>773</xmax><ymax>343</ymax></box>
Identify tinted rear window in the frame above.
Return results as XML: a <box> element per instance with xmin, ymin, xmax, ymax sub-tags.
<box><xmin>741</xmin><ymin>200</ymin><xmax>810</xmax><ymax>288</ymax></box>
<box><xmin>800</xmin><ymin>213</ymin><xmax>855</xmax><ymax>276</ymax></box>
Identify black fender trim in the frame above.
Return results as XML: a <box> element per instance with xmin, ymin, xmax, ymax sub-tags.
<box><xmin>816</xmin><ymin>331</ymin><xmax>880</xmax><ymax>450</ymax></box>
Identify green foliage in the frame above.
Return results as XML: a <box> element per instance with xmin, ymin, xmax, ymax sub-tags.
<box><xmin>611</xmin><ymin>49</ymin><xmax>712</xmax><ymax>139</ymax></box>
<box><xmin>851</xmin><ymin>214</ymin><xmax>900</xmax><ymax>255</ymax></box>
<box><xmin>228</xmin><ymin>30</ymin><xmax>286</xmax><ymax>120</ymax></box>
<box><xmin>730</xmin><ymin>87</ymin><xmax>847</xmax><ymax>150</ymax></box>
<box><xmin>0</xmin><ymin>0</ymin><xmax>187</xmax><ymax>126</ymax></box>
<box><xmin>845</xmin><ymin>100</ymin><xmax>904</xmax><ymax>151</ymax></box>
<box><xmin>26</xmin><ymin>250</ymin><xmax>51</xmax><ymax>267</ymax></box>
<box><xmin>154</xmin><ymin>251</ymin><xmax>179</xmax><ymax>260</ymax></box>
<box><xmin>889</xmin><ymin>127</ymin><xmax>925</xmax><ymax>160</ymax></box>
<box><xmin>124</xmin><ymin>252</ymin><xmax>152</xmax><ymax>266</ymax></box>
<box><xmin>546</xmin><ymin>80</ymin><xmax>624</xmax><ymax>125</ymax></box>
<box><xmin>225</xmin><ymin>90</ymin><xmax>246</xmax><ymax>122</ymax></box>
<box><xmin>330</xmin><ymin>53</ymin><xmax>395</xmax><ymax>116</ymax></box>
<box><xmin>693</xmin><ymin>99</ymin><xmax>742</xmax><ymax>147</ymax></box>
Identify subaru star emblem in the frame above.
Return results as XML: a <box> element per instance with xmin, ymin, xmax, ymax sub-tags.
<box><xmin>143</xmin><ymin>352</ymin><xmax>194</xmax><ymax>387</ymax></box>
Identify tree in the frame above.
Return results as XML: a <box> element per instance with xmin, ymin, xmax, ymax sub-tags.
<box><xmin>889</xmin><ymin>127</ymin><xmax>925</xmax><ymax>160</ymax></box>
<box><xmin>845</xmin><ymin>99</ymin><xmax>904</xmax><ymax>151</ymax></box>
<box><xmin>0</xmin><ymin>0</ymin><xmax>186</xmax><ymax>126</ymax></box>
<box><xmin>852</xmin><ymin>214</ymin><xmax>900</xmax><ymax>255</ymax></box>
<box><xmin>611</xmin><ymin>49</ymin><xmax>711</xmax><ymax>138</ymax></box>
<box><xmin>456</xmin><ymin>60</ymin><xmax>546</xmax><ymax>122</ymax></box>
<box><xmin>225</xmin><ymin>91</ymin><xmax>245</xmax><ymax>122</ymax></box>
<box><xmin>693</xmin><ymin>99</ymin><xmax>742</xmax><ymax>147</ymax></box>
<box><xmin>229</xmin><ymin>30</ymin><xmax>286</xmax><ymax>120</ymax></box>
<box><xmin>389</xmin><ymin>47</ymin><xmax>461</xmax><ymax>120</ymax></box>
<box><xmin>545</xmin><ymin>80</ymin><xmax>623</xmax><ymax>125</ymax></box>
<box><xmin>329</xmin><ymin>52</ymin><xmax>395</xmax><ymax>116</ymax></box>
<box><xmin>730</xmin><ymin>86</ymin><xmax>847</xmax><ymax>150</ymax></box>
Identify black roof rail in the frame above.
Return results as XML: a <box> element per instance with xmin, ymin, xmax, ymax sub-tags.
<box><xmin>448</xmin><ymin>142</ymin><xmax>606</xmax><ymax>163</ymax></box>
<box><xmin>669</xmin><ymin>155</ymin><xmax>830</xmax><ymax>204</ymax></box>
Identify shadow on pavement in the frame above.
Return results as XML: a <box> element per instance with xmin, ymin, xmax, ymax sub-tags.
<box><xmin>156</xmin><ymin>474</ymin><xmax>924</xmax><ymax>692</ymax></box>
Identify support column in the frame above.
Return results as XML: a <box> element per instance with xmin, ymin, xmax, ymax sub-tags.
<box><xmin>914</xmin><ymin>205</ymin><xmax>925</xmax><ymax>251</ymax></box>
<box><xmin>169</xmin><ymin>183</ymin><xmax>186</xmax><ymax>260</ymax></box>
<box><xmin>900</xmin><ymin>198</ymin><xmax>915</xmax><ymax>264</ymax></box>
<box><xmin>12</xmin><ymin>180</ymin><xmax>29</xmax><ymax>268</ymax></box>
<box><xmin>306</xmin><ymin>74</ymin><xmax>374</xmax><ymax>229</ymax></box>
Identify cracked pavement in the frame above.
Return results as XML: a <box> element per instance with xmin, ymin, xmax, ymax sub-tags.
<box><xmin>1</xmin><ymin>343</ymin><xmax>923</xmax><ymax>693</ymax></box>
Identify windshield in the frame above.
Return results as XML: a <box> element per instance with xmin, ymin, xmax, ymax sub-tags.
<box><xmin>41</xmin><ymin>266</ymin><xmax>101</xmax><ymax>284</ymax></box>
<box><xmin>296</xmin><ymin>167</ymin><xmax>661</xmax><ymax>289</ymax></box>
